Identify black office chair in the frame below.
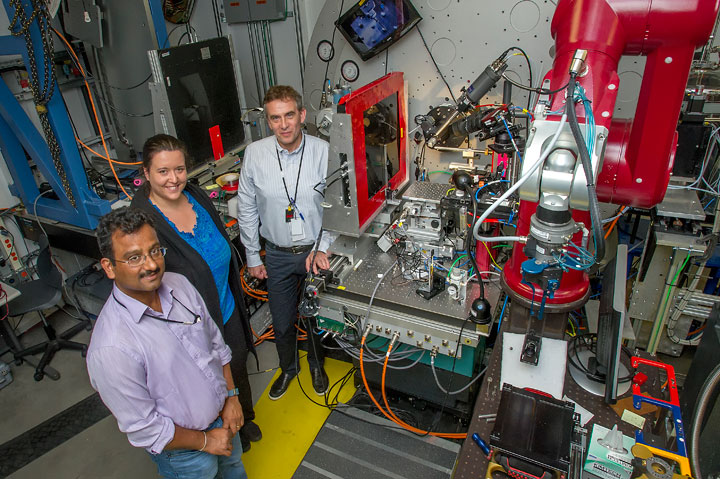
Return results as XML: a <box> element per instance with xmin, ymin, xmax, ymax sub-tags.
<box><xmin>10</xmin><ymin>236</ymin><xmax>91</xmax><ymax>381</ymax></box>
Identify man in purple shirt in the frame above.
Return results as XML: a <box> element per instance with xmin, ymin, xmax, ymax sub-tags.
<box><xmin>86</xmin><ymin>207</ymin><xmax>247</xmax><ymax>479</ymax></box>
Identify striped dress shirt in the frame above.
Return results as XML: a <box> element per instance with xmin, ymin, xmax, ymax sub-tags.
<box><xmin>236</xmin><ymin>133</ymin><xmax>336</xmax><ymax>268</ymax></box>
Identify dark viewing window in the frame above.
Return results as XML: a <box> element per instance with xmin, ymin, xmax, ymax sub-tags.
<box><xmin>363</xmin><ymin>92</ymin><xmax>399</xmax><ymax>199</ymax></box>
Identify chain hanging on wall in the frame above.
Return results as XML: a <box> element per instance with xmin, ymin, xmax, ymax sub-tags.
<box><xmin>8</xmin><ymin>0</ymin><xmax>76</xmax><ymax>207</ymax></box>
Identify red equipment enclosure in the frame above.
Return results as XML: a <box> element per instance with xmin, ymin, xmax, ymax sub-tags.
<box><xmin>339</xmin><ymin>72</ymin><xmax>408</xmax><ymax>232</ymax></box>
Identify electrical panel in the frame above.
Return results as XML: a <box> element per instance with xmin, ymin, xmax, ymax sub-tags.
<box><xmin>62</xmin><ymin>0</ymin><xmax>103</xmax><ymax>48</ymax></box>
<box><xmin>223</xmin><ymin>0</ymin><xmax>285</xmax><ymax>24</ymax></box>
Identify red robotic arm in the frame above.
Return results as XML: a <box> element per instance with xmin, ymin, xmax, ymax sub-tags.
<box><xmin>501</xmin><ymin>0</ymin><xmax>718</xmax><ymax>337</ymax></box>
<box><xmin>549</xmin><ymin>0</ymin><xmax>719</xmax><ymax>207</ymax></box>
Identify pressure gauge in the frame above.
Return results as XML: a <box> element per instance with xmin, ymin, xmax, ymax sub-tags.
<box><xmin>341</xmin><ymin>59</ymin><xmax>360</xmax><ymax>83</ymax></box>
<box><xmin>316</xmin><ymin>40</ymin><xmax>334</xmax><ymax>62</ymax></box>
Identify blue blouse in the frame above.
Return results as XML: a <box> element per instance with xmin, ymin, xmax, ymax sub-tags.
<box><xmin>154</xmin><ymin>192</ymin><xmax>235</xmax><ymax>324</ymax></box>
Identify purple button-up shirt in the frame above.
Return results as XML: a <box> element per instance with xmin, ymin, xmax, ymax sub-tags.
<box><xmin>86</xmin><ymin>272</ymin><xmax>232</xmax><ymax>454</ymax></box>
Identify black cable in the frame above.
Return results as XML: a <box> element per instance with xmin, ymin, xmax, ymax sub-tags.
<box><xmin>166</xmin><ymin>24</ymin><xmax>186</xmax><ymax>47</ymax></box>
<box><xmin>566</xmin><ymin>77</ymin><xmax>605</xmax><ymax>262</ymax></box>
<box><xmin>12</xmin><ymin>314</ymin><xmax>25</xmax><ymax>333</ymax></box>
<box><xmin>320</xmin><ymin>0</ymin><xmax>344</xmax><ymax>107</ymax></box>
<box><xmin>416</xmin><ymin>26</ymin><xmax>457</xmax><ymax>104</ymax></box>
<box><xmin>567</xmin><ymin>333</ymin><xmax>633</xmax><ymax>382</ymax></box>
<box><xmin>503</xmin><ymin>74</ymin><xmax>569</xmax><ymax>96</ymax></box>
<box><xmin>508</xmin><ymin>46</ymin><xmax>533</xmax><ymax>129</ymax></box>
<box><xmin>210</xmin><ymin>0</ymin><xmax>222</xmax><ymax>37</ymax></box>
<box><xmin>417</xmin><ymin>315</ymin><xmax>470</xmax><ymax>437</ymax></box>
<box><xmin>95</xmin><ymin>96</ymin><xmax>153</xmax><ymax>117</ymax></box>
<box><xmin>53</xmin><ymin>27</ymin><xmax>151</xmax><ymax>92</ymax></box>
<box><xmin>177</xmin><ymin>32</ymin><xmax>190</xmax><ymax>45</ymax></box>
<box><xmin>104</xmin><ymin>73</ymin><xmax>152</xmax><ymax>91</ymax></box>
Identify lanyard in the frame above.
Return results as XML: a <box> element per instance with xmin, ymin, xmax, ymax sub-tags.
<box><xmin>112</xmin><ymin>291</ymin><xmax>201</xmax><ymax>325</ymax></box>
<box><xmin>275</xmin><ymin>135</ymin><xmax>306</xmax><ymax>207</ymax></box>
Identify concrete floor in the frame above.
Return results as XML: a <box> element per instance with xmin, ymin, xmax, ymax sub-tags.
<box><xmin>0</xmin><ymin>310</ymin><xmax>279</xmax><ymax>479</ymax></box>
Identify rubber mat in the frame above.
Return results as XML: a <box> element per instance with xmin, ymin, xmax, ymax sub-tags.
<box><xmin>0</xmin><ymin>393</ymin><xmax>111</xmax><ymax>478</ymax></box>
<box><xmin>294</xmin><ymin>406</ymin><xmax>461</xmax><ymax>479</ymax></box>
<box><xmin>242</xmin><ymin>356</ymin><xmax>355</xmax><ymax>478</ymax></box>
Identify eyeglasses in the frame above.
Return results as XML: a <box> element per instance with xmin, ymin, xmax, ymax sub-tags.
<box><xmin>114</xmin><ymin>247</ymin><xmax>167</xmax><ymax>267</ymax></box>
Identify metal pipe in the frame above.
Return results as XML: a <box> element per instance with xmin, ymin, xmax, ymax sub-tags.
<box><xmin>265</xmin><ymin>20</ymin><xmax>278</xmax><ymax>87</ymax></box>
<box><xmin>247</xmin><ymin>23</ymin><xmax>264</xmax><ymax>104</ymax></box>
<box><xmin>256</xmin><ymin>22</ymin><xmax>270</xmax><ymax>88</ymax></box>
<box><xmin>427</xmin><ymin>110</ymin><xmax>461</xmax><ymax>148</ymax></box>
<box><xmin>253</xmin><ymin>23</ymin><xmax>268</xmax><ymax>95</ymax></box>
<box><xmin>292</xmin><ymin>0</ymin><xmax>306</xmax><ymax>88</ymax></box>
<box><xmin>690</xmin><ymin>363</ymin><xmax>720</xmax><ymax>479</ymax></box>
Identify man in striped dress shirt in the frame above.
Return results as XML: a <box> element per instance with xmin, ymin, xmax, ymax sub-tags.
<box><xmin>236</xmin><ymin>85</ymin><xmax>336</xmax><ymax>401</ymax></box>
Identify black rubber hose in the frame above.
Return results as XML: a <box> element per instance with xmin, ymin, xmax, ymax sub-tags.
<box><xmin>690</xmin><ymin>362</ymin><xmax>720</xmax><ymax>479</ymax></box>
<box><xmin>566</xmin><ymin>76</ymin><xmax>605</xmax><ymax>262</ymax></box>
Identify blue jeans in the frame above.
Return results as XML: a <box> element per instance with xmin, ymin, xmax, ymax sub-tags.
<box><xmin>149</xmin><ymin>417</ymin><xmax>247</xmax><ymax>479</ymax></box>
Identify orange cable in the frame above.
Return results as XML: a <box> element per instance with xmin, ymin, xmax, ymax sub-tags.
<box><xmin>52</xmin><ymin>27</ymin><xmax>132</xmax><ymax>199</ymax></box>
<box><xmin>604</xmin><ymin>206</ymin><xmax>627</xmax><ymax>239</ymax></box>
<box><xmin>240</xmin><ymin>264</ymin><xmax>268</xmax><ymax>298</ymax></box>
<box><xmin>75</xmin><ymin>136</ymin><xmax>141</xmax><ymax>165</ymax></box>
<box><xmin>380</xmin><ymin>343</ymin><xmax>465</xmax><ymax>439</ymax></box>
<box><xmin>358</xmin><ymin>336</ymin><xmax>465</xmax><ymax>439</ymax></box>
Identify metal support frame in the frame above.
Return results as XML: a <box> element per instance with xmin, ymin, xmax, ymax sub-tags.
<box><xmin>0</xmin><ymin>0</ymin><xmax>167</xmax><ymax>230</ymax></box>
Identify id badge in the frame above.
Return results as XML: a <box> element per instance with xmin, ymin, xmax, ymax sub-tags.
<box><xmin>290</xmin><ymin>217</ymin><xmax>305</xmax><ymax>241</ymax></box>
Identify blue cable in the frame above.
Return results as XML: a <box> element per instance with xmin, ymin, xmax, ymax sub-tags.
<box><xmin>705</xmin><ymin>198</ymin><xmax>716</xmax><ymax>210</ymax></box>
<box><xmin>497</xmin><ymin>296</ymin><xmax>509</xmax><ymax>333</ymax></box>
<box><xmin>575</xmin><ymin>84</ymin><xmax>595</xmax><ymax>155</ymax></box>
<box><xmin>500</xmin><ymin>117</ymin><xmax>523</xmax><ymax>163</ymax></box>
<box><xmin>475</xmin><ymin>180</ymin><xmax>510</xmax><ymax>202</ymax></box>
<box><xmin>500</xmin><ymin>208</ymin><xmax>517</xmax><ymax>228</ymax></box>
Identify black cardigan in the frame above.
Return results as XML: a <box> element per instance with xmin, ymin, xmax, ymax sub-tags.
<box><xmin>131</xmin><ymin>183</ymin><xmax>255</xmax><ymax>355</ymax></box>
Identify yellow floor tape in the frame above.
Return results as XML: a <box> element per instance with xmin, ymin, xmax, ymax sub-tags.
<box><xmin>242</xmin><ymin>356</ymin><xmax>355</xmax><ymax>478</ymax></box>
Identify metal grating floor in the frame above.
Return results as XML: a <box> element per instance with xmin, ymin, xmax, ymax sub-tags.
<box><xmin>293</xmin><ymin>406</ymin><xmax>461</xmax><ymax>479</ymax></box>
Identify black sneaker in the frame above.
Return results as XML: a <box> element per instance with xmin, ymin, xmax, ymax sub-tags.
<box><xmin>310</xmin><ymin>367</ymin><xmax>329</xmax><ymax>396</ymax></box>
<box><xmin>268</xmin><ymin>372</ymin><xmax>296</xmax><ymax>400</ymax></box>
<box><xmin>240</xmin><ymin>420</ymin><xmax>262</xmax><ymax>442</ymax></box>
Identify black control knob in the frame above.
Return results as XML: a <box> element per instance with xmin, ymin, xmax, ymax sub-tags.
<box><xmin>469</xmin><ymin>297</ymin><xmax>492</xmax><ymax>324</ymax></box>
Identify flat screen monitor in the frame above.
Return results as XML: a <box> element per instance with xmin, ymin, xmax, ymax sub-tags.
<box><xmin>150</xmin><ymin>37</ymin><xmax>245</xmax><ymax>171</ymax></box>
<box><xmin>568</xmin><ymin>244</ymin><xmax>629</xmax><ymax>403</ymax></box>
<box><xmin>336</xmin><ymin>0</ymin><xmax>422</xmax><ymax>61</ymax></box>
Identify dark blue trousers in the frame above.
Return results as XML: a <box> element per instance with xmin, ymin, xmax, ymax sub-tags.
<box><xmin>264</xmin><ymin>246</ymin><xmax>325</xmax><ymax>375</ymax></box>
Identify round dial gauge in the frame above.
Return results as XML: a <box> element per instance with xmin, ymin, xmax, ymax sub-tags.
<box><xmin>341</xmin><ymin>59</ymin><xmax>360</xmax><ymax>82</ymax></box>
<box><xmin>316</xmin><ymin>40</ymin><xmax>334</xmax><ymax>62</ymax></box>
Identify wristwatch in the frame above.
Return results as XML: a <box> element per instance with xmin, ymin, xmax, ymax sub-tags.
<box><xmin>227</xmin><ymin>388</ymin><xmax>239</xmax><ymax>398</ymax></box>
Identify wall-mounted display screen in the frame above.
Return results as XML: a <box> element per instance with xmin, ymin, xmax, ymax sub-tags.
<box><xmin>336</xmin><ymin>0</ymin><xmax>422</xmax><ymax>61</ymax></box>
